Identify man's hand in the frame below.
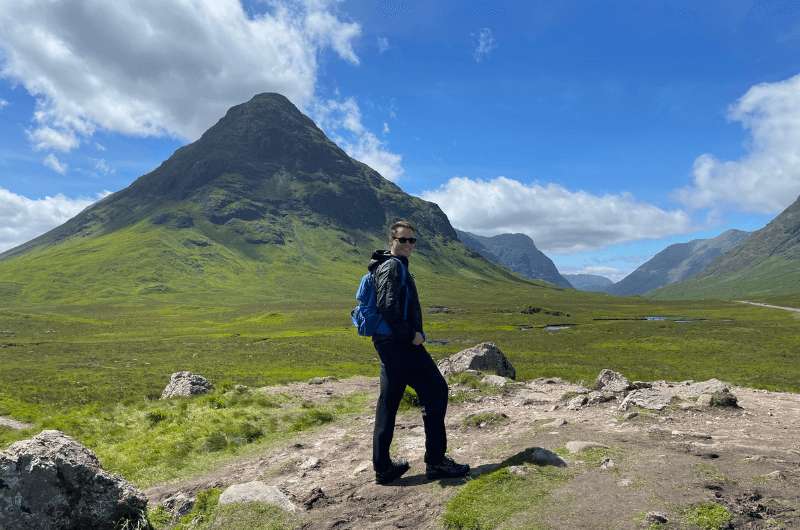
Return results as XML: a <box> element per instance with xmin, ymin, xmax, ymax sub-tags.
<box><xmin>412</xmin><ymin>331</ymin><xmax>425</xmax><ymax>345</ymax></box>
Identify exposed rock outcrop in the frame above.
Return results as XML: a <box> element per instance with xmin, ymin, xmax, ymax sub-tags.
<box><xmin>594</xmin><ymin>369</ymin><xmax>632</xmax><ymax>393</ymax></box>
<box><xmin>0</xmin><ymin>430</ymin><xmax>148</xmax><ymax>530</ymax></box>
<box><xmin>437</xmin><ymin>342</ymin><xmax>516</xmax><ymax>379</ymax></box>
<box><xmin>160</xmin><ymin>371</ymin><xmax>213</xmax><ymax>399</ymax></box>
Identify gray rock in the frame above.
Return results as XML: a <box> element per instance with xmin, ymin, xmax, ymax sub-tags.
<box><xmin>481</xmin><ymin>374</ymin><xmax>511</xmax><ymax>387</ymax></box>
<box><xmin>506</xmin><ymin>465</ymin><xmax>528</xmax><ymax>476</ymax></box>
<box><xmin>308</xmin><ymin>376</ymin><xmax>337</xmax><ymax>385</ymax></box>
<box><xmin>600</xmin><ymin>457</ymin><xmax>616</xmax><ymax>470</ymax></box>
<box><xmin>696</xmin><ymin>394</ymin><xmax>713</xmax><ymax>407</ymax></box>
<box><xmin>587</xmin><ymin>391</ymin><xmax>616</xmax><ymax>405</ymax></box>
<box><xmin>543</xmin><ymin>418</ymin><xmax>567</xmax><ymax>428</ymax></box>
<box><xmin>0</xmin><ymin>416</ymin><xmax>32</xmax><ymax>430</ymax></box>
<box><xmin>0</xmin><ymin>430</ymin><xmax>149</xmax><ymax>530</ymax></box>
<box><xmin>219</xmin><ymin>481</ymin><xmax>296</xmax><ymax>512</ymax></box>
<box><xmin>619</xmin><ymin>388</ymin><xmax>674</xmax><ymax>411</ymax></box>
<box><xmin>594</xmin><ymin>369</ymin><xmax>632</xmax><ymax>393</ymax></box>
<box><xmin>682</xmin><ymin>379</ymin><xmax>729</xmax><ymax>398</ymax></box>
<box><xmin>299</xmin><ymin>457</ymin><xmax>321</xmax><ymax>470</ymax></box>
<box><xmin>566</xmin><ymin>395</ymin><xmax>589</xmax><ymax>410</ymax></box>
<box><xmin>437</xmin><ymin>342</ymin><xmax>516</xmax><ymax>379</ymax></box>
<box><xmin>710</xmin><ymin>390</ymin><xmax>739</xmax><ymax>407</ymax></box>
<box><xmin>623</xmin><ymin>411</ymin><xmax>639</xmax><ymax>421</ymax></box>
<box><xmin>645</xmin><ymin>511</ymin><xmax>668</xmax><ymax>524</ymax></box>
<box><xmin>160</xmin><ymin>371</ymin><xmax>213</xmax><ymax>399</ymax></box>
<box><xmin>765</xmin><ymin>470</ymin><xmax>786</xmax><ymax>480</ymax></box>
<box><xmin>162</xmin><ymin>492</ymin><xmax>195</xmax><ymax>518</ymax></box>
<box><xmin>565</xmin><ymin>440</ymin><xmax>608</xmax><ymax>454</ymax></box>
<box><xmin>631</xmin><ymin>381</ymin><xmax>652</xmax><ymax>389</ymax></box>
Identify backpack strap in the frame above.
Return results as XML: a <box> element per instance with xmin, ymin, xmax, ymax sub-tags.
<box><xmin>390</xmin><ymin>257</ymin><xmax>410</xmax><ymax>321</ymax></box>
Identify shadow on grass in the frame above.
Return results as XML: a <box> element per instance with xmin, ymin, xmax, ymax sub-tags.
<box><xmin>390</xmin><ymin>446</ymin><xmax>567</xmax><ymax>488</ymax></box>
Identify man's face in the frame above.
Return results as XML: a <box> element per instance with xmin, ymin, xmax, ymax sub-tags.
<box><xmin>390</xmin><ymin>227</ymin><xmax>417</xmax><ymax>257</ymax></box>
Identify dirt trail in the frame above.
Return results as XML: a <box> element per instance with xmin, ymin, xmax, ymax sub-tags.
<box><xmin>146</xmin><ymin>376</ymin><xmax>800</xmax><ymax>529</ymax></box>
<box><xmin>736</xmin><ymin>300</ymin><xmax>800</xmax><ymax>313</ymax></box>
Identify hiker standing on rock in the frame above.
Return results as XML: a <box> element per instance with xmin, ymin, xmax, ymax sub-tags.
<box><xmin>367</xmin><ymin>220</ymin><xmax>470</xmax><ymax>484</ymax></box>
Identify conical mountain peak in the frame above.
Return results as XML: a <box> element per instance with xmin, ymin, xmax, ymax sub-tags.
<box><xmin>1</xmin><ymin>93</ymin><xmax>457</xmax><ymax>260</ymax></box>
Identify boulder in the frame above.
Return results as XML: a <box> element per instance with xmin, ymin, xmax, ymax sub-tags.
<box><xmin>645</xmin><ymin>512</ymin><xmax>668</xmax><ymax>524</ymax></box>
<box><xmin>160</xmin><ymin>371</ymin><xmax>213</xmax><ymax>399</ymax></box>
<box><xmin>437</xmin><ymin>342</ymin><xmax>516</xmax><ymax>379</ymax></box>
<box><xmin>593</xmin><ymin>369</ymin><xmax>632</xmax><ymax>393</ymax></box>
<box><xmin>587</xmin><ymin>391</ymin><xmax>616</xmax><ymax>405</ymax></box>
<box><xmin>710</xmin><ymin>390</ymin><xmax>739</xmax><ymax>407</ymax></box>
<box><xmin>219</xmin><ymin>481</ymin><xmax>296</xmax><ymax>512</ymax></box>
<box><xmin>566</xmin><ymin>395</ymin><xmax>588</xmax><ymax>410</ymax></box>
<box><xmin>161</xmin><ymin>492</ymin><xmax>195</xmax><ymax>519</ymax></box>
<box><xmin>0</xmin><ymin>430</ymin><xmax>149</xmax><ymax>530</ymax></box>
<box><xmin>619</xmin><ymin>388</ymin><xmax>674</xmax><ymax>411</ymax></box>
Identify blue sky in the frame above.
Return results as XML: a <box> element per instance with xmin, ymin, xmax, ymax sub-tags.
<box><xmin>2</xmin><ymin>0</ymin><xmax>800</xmax><ymax>280</ymax></box>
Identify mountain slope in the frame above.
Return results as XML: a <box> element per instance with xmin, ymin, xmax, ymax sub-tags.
<box><xmin>564</xmin><ymin>274</ymin><xmax>614</xmax><ymax>293</ymax></box>
<box><xmin>455</xmin><ymin>230</ymin><xmax>572</xmax><ymax>288</ymax></box>
<box><xmin>651</xmin><ymin>196</ymin><xmax>800</xmax><ymax>300</ymax></box>
<box><xmin>0</xmin><ymin>93</ymin><xmax>536</xmax><ymax>304</ymax></box>
<box><xmin>608</xmin><ymin>229</ymin><xmax>750</xmax><ymax>296</ymax></box>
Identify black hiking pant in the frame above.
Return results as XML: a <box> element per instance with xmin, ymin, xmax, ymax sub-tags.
<box><xmin>372</xmin><ymin>337</ymin><xmax>449</xmax><ymax>471</ymax></box>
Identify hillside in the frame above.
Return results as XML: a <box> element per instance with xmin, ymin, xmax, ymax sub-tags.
<box><xmin>0</xmin><ymin>94</ymin><xmax>535</xmax><ymax>304</ymax></box>
<box><xmin>563</xmin><ymin>274</ymin><xmax>614</xmax><ymax>293</ymax></box>
<box><xmin>652</xmin><ymin>196</ymin><xmax>800</xmax><ymax>300</ymax></box>
<box><xmin>455</xmin><ymin>230</ymin><xmax>572</xmax><ymax>288</ymax></box>
<box><xmin>609</xmin><ymin>229</ymin><xmax>749</xmax><ymax>296</ymax></box>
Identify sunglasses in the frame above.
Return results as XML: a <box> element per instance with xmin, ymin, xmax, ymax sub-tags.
<box><xmin>393</xmin><ymin>237</ymin><xmax>417</xmax><ymax>244</ymax></box>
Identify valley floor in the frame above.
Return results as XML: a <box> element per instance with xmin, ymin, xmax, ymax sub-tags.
<box><xmin>146</xmin><ymin>375</ymin><xmax>800</xmax><ymax>529</ymax></box>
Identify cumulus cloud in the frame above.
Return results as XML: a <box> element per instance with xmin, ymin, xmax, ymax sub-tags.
<box><xmin>676</xmin><ymin>73</ymin><xmax>800</xmax><ymax>214</ymax></box>
<box><xmin>0</xmin><ymin>187</ymin><xmax>108</xmax><ymax>253</ymax></box>
<box><xmin>42</xmin><ymin>153</ymin><xmax>67</xmax><ymax>174</ymax></box>
<box><xmin>422</xmin><ymin>176</ymin><xmax>692</xmax><ymax>253</ymax></box>
<box><xmin>91</xmin><ymin>158</ymin><xmax>114</xmax><ymax>175</ymax></box>
<box><xmin>313</xmin><ymin>97</ymin><xmax>403</xmax><ymax>181</ymax></box>
<box><xmin>0</xmin><ymin>0</ymin><xmax>361</xmax><ymax>148</ymax></box>
<box><xmin>473</xmin><ymin>28</ymin><xmax>496</xmax><ymax>62</ymax></box>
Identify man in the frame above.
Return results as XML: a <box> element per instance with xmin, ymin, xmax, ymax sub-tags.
<box><xmin>368</xmin><ymin>220</ymin><xmax>470</xmax><ymax>484</ymax></box>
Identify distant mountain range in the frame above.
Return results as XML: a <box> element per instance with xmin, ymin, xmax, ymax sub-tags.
<box><xmin>455</xmin><ymin>230</ymin><xmax>572</xmax><ymax>288</ymax></box>
<box><xmin>609</xmin><ymin>229</ymin><xmax>751</xmax><ymax>296</ymax></box>
<box><xmin>563</xmin><ymin>274</ymin><xmax>614</xmax><ymax>293</ymax></box>
<box><xmin>652</xmin><ymin>195</ymin><xmax>800</xmax><ymax>300</ymax></box>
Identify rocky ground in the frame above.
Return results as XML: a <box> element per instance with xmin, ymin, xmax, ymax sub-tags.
<box><xmin>145</xmin><ymin>373</ymin><xmax>800</xmax><ymax>529</ymax></box>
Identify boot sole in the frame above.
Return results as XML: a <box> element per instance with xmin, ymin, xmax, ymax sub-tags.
<box><xmin>375</xmin><ymin>465</ymin><xmax>410</xmax><ymax>485</ymax></box>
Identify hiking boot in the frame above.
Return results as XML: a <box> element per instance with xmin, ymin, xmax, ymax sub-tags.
<box><xmin>426</xmin><ymin>455</ymin><xmax>470</xmax><ymax>479</ymax></box>
<box><xmin>375</xmin><ymin>458</ymin><xmax>410</xmax><ymax>485</ymax></box>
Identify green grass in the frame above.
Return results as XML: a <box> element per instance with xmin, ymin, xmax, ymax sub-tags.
<box><xmin>683</xmin><ymin>502</ymin><xmax>733</xmax><ymax>530</ymax></box>
<box><xmin>462</xmin><ymin>411</ymin><xmax>509</xmax><ymax>428</ymax></box>
<box><xmin>442</xmin><ymin>465</ymin><xmax>570</xmax><ymax>529</ymax></box>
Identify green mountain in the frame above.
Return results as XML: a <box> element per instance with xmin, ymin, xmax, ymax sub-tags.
<box><xmin>608</xmin><ymin>229</ymin><xmax>750</xmax><ymax>296</ymax></box>
<box><xmin>564</xmin><ymin>274</ymin><xmax>614</xmax><ymax>293</ymax></box>
<box><xmin>455</xmin><ymin>230</ymin><xmax>572</xmax><ymax>288</ymax></box>
<box><xmin>651</xmin><ymin>196</ymin><xmax>800</xmax><ymax>300</ymax></box>
<box><xmin>0</xmin><ymin>93</ymin><xmax>531</xmax><ymax>304</ymax></box>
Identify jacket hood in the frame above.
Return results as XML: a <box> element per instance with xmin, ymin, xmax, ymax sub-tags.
<box><xmin>368</xmin><ymin>249</ymin><xmax>408</xmax><ymax>272</ymax></box>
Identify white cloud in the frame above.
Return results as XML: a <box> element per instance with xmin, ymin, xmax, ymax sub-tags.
<box><xmin>91</xmin><ymin>158</ymin><xmax>114</xmax><ymax>175</ymax></box>
<box><xmin>0</xmin><ymin>98</ymin><xmax>7</xmax><ymax>109</ymax></box>
<box><xmin>473</xmin><ymin>28</ymin><xmax>496</xmax><ymax>63</ymax></box>
<box><xmin>377</xmin><ymin>36</ymin><xmax>389</xmax><ymax>53</ymax></box>
<box><xmin>676</xmin><ymin>73</ymin><xmax>800</xmax><ymax>214</ymax></box>
<box><xmin>313</xmin><ymin>98</ymin><xmax>403</xmax><ymax>181</ymax></box>
<box><xmin>0</xmin><ymin>0</ymin><xmax>361</xmax><ymax>149</ymax></box>
<box><xmin>422</xmin><ymin>176</ymin><xmax>692</xmax><ymax>253</ymax></box>
<box><xmin>42</xmin><ymin>153</ymin><xmax>67</xmax><ymax>174</ymax></box>
<box><xmin>562</xmin><ymin>266</ymin><xmax>626</xmax><ymax>282</ymax></box>
<box><xmin>0</xmin><ymin>187</ymin><xmax>108</xmax><ymax>253</ymax></box>
<box><xmin>27</xmin><ymin>125</ymin><xmax>79</xmax><ymax>152</ymax></box>
<box><xmin>382</xmin><ymin>122</ymin><xmax>390</xmax><ymax>134</ymax></box>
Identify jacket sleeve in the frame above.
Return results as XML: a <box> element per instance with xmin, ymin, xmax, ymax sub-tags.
<box><xmin>374</xmin><ymin>260</ymin><xmax>414</xmax><ymax>343</ymax></box>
